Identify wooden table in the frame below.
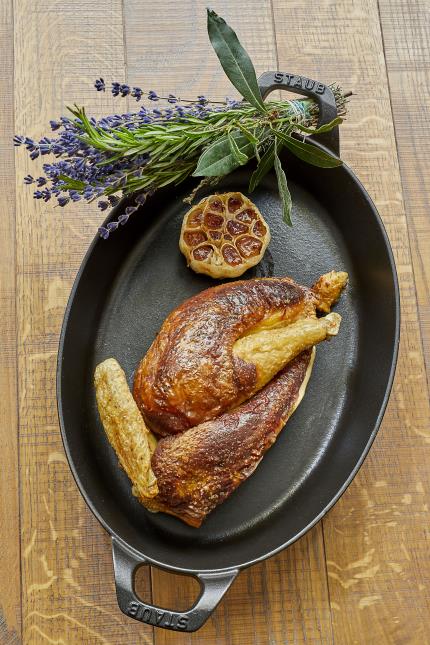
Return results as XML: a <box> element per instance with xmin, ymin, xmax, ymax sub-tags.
<box><xmin>1</xmin><ymin>1</ymin><xmax>429</xmax><ymax>643</ymax></box>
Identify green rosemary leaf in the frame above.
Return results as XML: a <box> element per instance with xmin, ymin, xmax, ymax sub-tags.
<box><xmin>228</xmin><ymin>131</ymin><xmax>248</xmax><ymax>166</ymax></box>
<box><xmin>207</xmin><ymin>9</ymin><xmax>267</xmax><ymax>114</ymax></box>
<box><xmin>275</xmin><ymin>130</ymin><xmax>342</xmax><ymax>168</ymax></box>
<box><xmin>273</xmin><ymin>141</ymin><xmax>292</xmax><ymax>226</ymax></box>
<box><xmin>249</xmin><ymin>140</ymin><xmax>277</xmax><ymax>192</ymax></box>
<box><xmin>294</xmin><ymin>116</ymin><xmax>343</xmax><ymax>135</ymax></box>
<box><xmin>193</xmin><ymin>131</ymin><xmax>253</xmax><ymax>177</ymax></box>
<box><xmin>57</xmin><ymin>174</ymin><xmax>87</xmax><ymax>190</ymax></box>
<box><xmin>236</xmin><ymin>122</ymin><xmax>259</xmax><ymax>145</ymax></box>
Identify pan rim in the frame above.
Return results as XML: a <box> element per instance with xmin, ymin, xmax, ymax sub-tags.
<box><xmin>56</xmin><ymin>152</ymin><xmax>400</xmax><ymax>574</ymax></box>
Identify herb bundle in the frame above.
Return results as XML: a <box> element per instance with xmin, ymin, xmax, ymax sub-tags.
<box><xmin>15</xmin><ymin>9</ymin><xmax>347</xmax><ymax>238</ymax></box>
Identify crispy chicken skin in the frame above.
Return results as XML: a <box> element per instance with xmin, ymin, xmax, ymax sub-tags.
<box><xmin>95</xmin><ymin>350</ymin><xmax>314</xmax><ymax>527</ymax></box>
<box><xmin>145</xmin><ymin>349</ymin><xmax>314</xmax><ymax>527</ymax></box>
<box><xmin>94</xmin><ymin>359</ymin><xmax>159</xmax><ymax>499</ymax></box>
<box><xmin>146</xmin><ymin>350</ymin><xmax>315</xmax><ymax>527</ymax></box>
<box><xmin>133</xmin><ymin>272</ymin><xmax>347</xmax><ymax>436</ymax></box>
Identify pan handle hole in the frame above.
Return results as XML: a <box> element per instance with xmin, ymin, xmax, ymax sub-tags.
<box><xmin>134</xmin><ymin>565</ymin><xmax>201</xmax><ymax>612</ymax></box>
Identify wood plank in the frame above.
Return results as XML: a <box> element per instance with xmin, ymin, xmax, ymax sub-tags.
<box><xmin>123</xmin><ymin>1</ymin><xmax>333</xmax><ymax>643</ymax></box>
<box><xmin>0</xmin><ymin>0</ymin><xmax>21</xmax><ymax>643</ymax></box>
<box><xmin>13</xmin><ymin>0</ymin><xmax>154</xmax><ymax>642</ymax></box>
<box><xmin>272</xmin><ymin>0</ymin><xmax>430</xmax><ymax>641</ymax></box>
<box><xmin>378</xmin><ymin>0</ymin><xmax>430</xmax><ymax>382</ymax></box>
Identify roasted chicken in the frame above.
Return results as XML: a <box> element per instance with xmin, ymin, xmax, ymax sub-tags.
<box><xmin>95</xmin><ymin>271</ymin><xmax>347</xmax><ymax>527</ymax></box>
<box><xmin>146</xmin><ymin>349</ymin><xmax>314</xmax><ymax>526</ymax></box>
<box><xmin>134</xmin><ymin>272</ymin><xmax>348</xmax><ymax>435</ymax></box>
<box><xmin>95</xmin><ymin>349</ymin><xmax>313</xmax><ymax>527</ymax></box>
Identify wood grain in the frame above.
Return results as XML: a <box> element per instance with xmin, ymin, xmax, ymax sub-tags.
<box><xmin>272</xmin><ymin>0</ymin><xmax>430</xmax><ymax>641</ymax></box>
<box><xmin>123</xmin><ymin>2</ymin><xmax>332</xmax><ymax>643</ymax></box>
<box><xmin>378</xmin><ymin>0</ymin><xmax>430</xmax><ymax>378</ymax></box>
<box><xmin>0</xmin><ymin>0</ymin><xmax>20</xmax><ymax>643</ymax></box>
<box><xmin>12</xmin><ymin>0</ymin><xmax>153</xmax><ymax>642</ymax></box>
<box><xmin>4</xmin><ymin>0</ymin><xmax>430</xmax><ymax>642</ymax></box>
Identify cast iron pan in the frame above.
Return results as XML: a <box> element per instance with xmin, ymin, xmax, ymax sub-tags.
<box><xmin>57</xmin><ymin>72</ymin><xmax>400</xmax><ymax>632</ymax></box>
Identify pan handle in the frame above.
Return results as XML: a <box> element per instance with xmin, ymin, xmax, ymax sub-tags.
<box><xmin>258</xmin><ymin>71</ymin><xmax>340</xmax><ymax>155</ymax></box>
<box><xmin>112</xmin><ymin>538</ymin><xmax>239</xmax><ymax>632</ymax></box>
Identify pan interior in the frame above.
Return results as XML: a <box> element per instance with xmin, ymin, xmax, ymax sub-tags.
<box><xmin>59</xmin><ymin>155</ymin><xmax>397</xmax><ymax>572</ymax></box>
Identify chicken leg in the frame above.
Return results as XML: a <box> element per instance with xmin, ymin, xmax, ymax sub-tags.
<box><xmin>95</xmin><ymin>350</ymin><xmax>314</xmax><ymax>527</ymax></box>
<box><xmin>134</xmin><ymin>272</ymin><xmax>347</xmax><ymax>435</ymax></box>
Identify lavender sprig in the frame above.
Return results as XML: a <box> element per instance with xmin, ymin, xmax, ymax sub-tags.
<box><xmin>95</xmin><ymin>78</ymin><xmax>223</xmax><ymax>106</ymax></box>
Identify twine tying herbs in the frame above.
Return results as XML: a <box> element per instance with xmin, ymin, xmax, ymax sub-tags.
<box><xmin>15</xmin><ymin>9</ymin><xmax>348</xmax><ymax>238</ymax></box>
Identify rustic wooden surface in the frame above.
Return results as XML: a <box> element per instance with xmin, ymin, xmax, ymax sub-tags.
<box><xmin>1</xmin><ymin>0</ymin><xmax>429</xmax><ymax>643</ymax></box>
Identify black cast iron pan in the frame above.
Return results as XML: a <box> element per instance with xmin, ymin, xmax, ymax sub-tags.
<box><xmin>57</xmin><ymin>73</ymin><xmax>400</xmax><ymax>632</ymax></box>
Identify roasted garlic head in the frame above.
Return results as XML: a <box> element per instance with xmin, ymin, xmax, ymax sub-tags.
<box><xmin>179</xmin><ymin>192</ymin><xmax>270</xmax><ymax>278</ymax></box>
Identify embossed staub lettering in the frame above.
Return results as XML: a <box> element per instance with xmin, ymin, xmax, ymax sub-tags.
<box><xmin>273</xmin><ymin>73</ymin><xmax>325</xmax><ymax>95</ymax></box>
<box><xmin>127</xmin><ymin>600</ymin><xmax>139</xmax><ymax>617</ymax></box>
<box><xmin>126</xmin><ymin>602</ymin><xmax>189</xmax><ymax>630</ymax></box>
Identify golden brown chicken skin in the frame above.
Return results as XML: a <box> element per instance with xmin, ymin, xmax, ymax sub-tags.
<box><xmin>144</xmin><ymin>349</ymin><xmax>314</xmax><ymax>527</ymax></box>
<box><xmin>133</xmin><ymin>272</ymin><xmax>347</xmax><ymax>436</ymax></box>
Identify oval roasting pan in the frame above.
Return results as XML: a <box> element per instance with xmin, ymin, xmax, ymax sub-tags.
<box><xmin>57</xmin><ymin>73</ymin><xmax>400</xmax><ymax>632</ymax></box>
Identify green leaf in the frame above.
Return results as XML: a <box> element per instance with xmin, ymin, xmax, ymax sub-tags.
<box><xmin>273</xmin><ymin>141</ymin><xmax>292</xmax><ymax>226</ymax></box>
<box><xmin>236</xmin><ymin>122</ymin><xmax>259</xmax><ymax>145</ymax></box>
<box><xmin>294</xmin><ymin>116</ymin><xmax>343</xmax><ymax>135</ymax></box>
<box><xmin>275</xmin><ymin>130</ymin><xmax>342</xmax><ymax>168</ymax></box>
<box><xmin>193</xmin><ymin>131</ymin><xmax>254</xmax><ymax>177</ymax></box>
<box><xmin>207</xmin><ymin>9</ymin><xmax>267</xmax><ymax>113</ymax></box>
<box><xmin>57</xmin><ymin>174</ymin><xmax>87</xmax><ymax>191</ymax></box>
<box><xmin>249</xmin><ymin>140</ymin><xmax>277</xmax><ymax>192</ymax></box>
<box><xmin>228</xmin><ymin>131</ymin><xmax>248</xmax><ymax>166</ymax></box>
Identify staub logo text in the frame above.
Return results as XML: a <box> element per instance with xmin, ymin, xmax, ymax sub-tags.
<box><xmin>126</xmin><ymin>601</ymin><xmax>189</xmax><ymax>630</ymax></box>
<box><xmin>273</xmin><ymin>72</ymin><xmax>325</xmax><ymax>94</ymax></box>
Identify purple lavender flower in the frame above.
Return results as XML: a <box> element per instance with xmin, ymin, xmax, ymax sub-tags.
<box><xmin>111</xmin><ymin>82</ymin><xmax>121</xmax><ymax>97</ymax></box>
<box><xmin>25</xmin><ymin>137</ymin><xmax>37</xmax><ymax>151</ymax></box>
<box><xmin>94</xmin><ymin>78</ymin><xmax>106</xmax><ymax>92</ymax></box>
<box><xmin>119</xmin><ymin>84</ymin><xmax>131</xmax><ymax>97</ymax></box>
<box><xmin>17</xmin><ymin>78</ymin><xmax>230</xmax><ymax>239</ymax></box>
<box><xmin>13</xmin><ymin>135</ymin><xmax>25</xmax><ymax>146</ymax></box>
<box><xmin>131</xmin><ymin>86</ymin><xmax>143</xmax><ymax>101</ymax></box>
<box><xmin>108</xmin><ymin>195</ymin><xmax>120</xmax><ymax>206</ymax></box>
<box><xmin>135</xmin><ymin>192</ymin><xmax>147</xmax><ymax>205</ymax></box>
